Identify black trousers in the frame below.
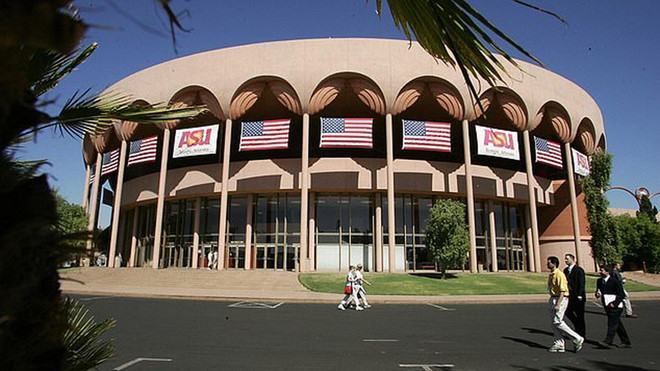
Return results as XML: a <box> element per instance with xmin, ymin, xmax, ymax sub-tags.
<box><xmin>565</xmin><ymin>296</ymin><xmax>586</xmax><ymax>337</ymax></box>
<box><xmin>605</xmin><ymin>308</ymin><xmax>631</xmax><ymax>345</ymax></box>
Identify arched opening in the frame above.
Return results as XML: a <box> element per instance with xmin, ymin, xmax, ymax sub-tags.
<box><xmin>574</xmin><ymin>118</ymin><xmax>596</xmax><ymax>155</ymax></box>
<box><xmin>530</xmin><ymin>101</ymin><xmax>571</xmax><ymax>178</ymax></box>
<box><xmin>308</xmin><ymin>72</ymin><xmax>386</xmax><ymax>272</ymax></box>
<box><xmin>228</xmin><ymin>77</ymin><xmax>303</xmax><ymax>271</ymax></box>
<box><xmin>391</xmin><ymin>77</ymin><xmax>465</xmax><ymax>271</ymax></box>
<box><xmin>472</xmin><ymin>87</ymin><xmax>529</xmax><ymax>273</ymax></box>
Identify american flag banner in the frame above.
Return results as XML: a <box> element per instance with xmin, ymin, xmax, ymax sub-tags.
<box><xmin>88</xmin><ymin>164</ymin><xmax>96</xmax><ymax>185</ymax></box>
<box><xmin>402</xmin><ymin>120</ymin><xmax>452</xmax><ymax>152</ymax></box>
<box><xmin>239</xmin><ymin>119</ymin><xmax>290</xmax><ymax>151</ymax></box>
<box><xmin>320</xmin><ymin>117</ymin><xmax>373</xmax><ymax>148</ymax></box>
<box><xmin>534</xmin><ymin>136</ymin><xmax>563</xmax><ymax>168</ymax></box>
<box><xmin>100</xmin><ymin>149</ymin><xmax>119</xmax><ymax>176</ymax></box>
<box><xmin>127</xmin><ymin>136</ymin><xmax>158</xmax><ymax>166</ymax></box>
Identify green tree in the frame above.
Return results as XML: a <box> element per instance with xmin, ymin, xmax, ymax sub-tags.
<box><xmin>55</xmin><ymin>194</ymin><xmax>87</xmax><ymax>241</ymax></box>
<box><xmin>581</xmin><ymin>151</ymin><xmax>620</xmax><ymax>264</ymax></box>
<box><xmin>637</xmin><ymin>194</ymin><xmax>658</xmax><ymax>222</ymax></box>
<box><xmin>425</xmin><ymin>199</ymin><xmax>469</xmax><ymax>278</ymax></box>
<box><xmin>614</xmin><ymin>214</ymin><xmax>660</xmax><ymax>273</ymax></box>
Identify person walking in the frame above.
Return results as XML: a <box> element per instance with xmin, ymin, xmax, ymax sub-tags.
<box><xmin>338</xmin><ymin>265</ymin><xmax>363</xmax><ymax>311</ymax></box>
<box><xmin>546</xmin><ymin>256</ymin><xmax>584</xmax><ymax>353</ymax></box>
<box><xmin>563</xmin><ymin>253</ymin><xmax>586</xmax><ymax>337</ymax></box>
<box><xmin>354</xmin><ymin>264</ymin><xmax>372</xmax><ymax>309</ymax></box>
<box><xmin>596</xmin><ymin>265</ymin><xmax>632</xmax><ymax>348</ymax></box>
<box><xmin>611</xmin><ymin>262</ymin><xmax>637</xmax><ymax>318</ymax></box>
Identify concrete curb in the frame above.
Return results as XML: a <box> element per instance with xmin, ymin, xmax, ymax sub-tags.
<box><xmin>61</xmin><ymin>286</ymin><xmax>660</xmax><ymax>305</ymax></box>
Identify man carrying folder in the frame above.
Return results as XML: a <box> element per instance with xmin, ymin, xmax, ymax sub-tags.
<box><xmin>595</xmin><ymin>264</ymin><xmax>632</xmax><ymax>348</ymax></box>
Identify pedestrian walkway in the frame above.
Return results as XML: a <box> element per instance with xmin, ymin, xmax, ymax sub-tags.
<box><xmin>59</xmin><ymin>268</ymin><xmax>660</xmax><ymax>304</ymax></box>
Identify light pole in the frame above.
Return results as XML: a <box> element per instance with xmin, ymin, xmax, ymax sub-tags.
<box><xmin>606</xmin><ymin>186</ymin><xmax>660</xmax><ymax>207</ymax></box>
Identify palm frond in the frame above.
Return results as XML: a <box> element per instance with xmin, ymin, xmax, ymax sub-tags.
<box><xmin>31</xmin><ymin>43</ymin><xmax>98</xmax><ymax>97</ymax></box>
<box><xmin>62</xmin><ymin>297</ymin><xmax>116</xmax><ymax>371</ymax></box>
<box><xmin>21</xmin><ymin>91</ymin><xmax>208</xmax><ymax>141</ymax></box>
<box><xmin>378</xmin><ymin>0</ymin><xmax>560</xmax><ymax>101</ymax></box>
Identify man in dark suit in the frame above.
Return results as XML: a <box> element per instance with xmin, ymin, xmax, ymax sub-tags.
<box><xmin>564</xmin><ymin>254</ymin><xmax>586</xmax><ymax>337</ymax></box>
<box><xmin>596</xmin><ymin>265</ymin><xmax>632</xmax><ymax>348</ymax></box>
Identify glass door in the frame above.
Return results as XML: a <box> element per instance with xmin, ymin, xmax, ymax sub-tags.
<box><xmin>253</xmin><ymin>194</ymin><xmax>300</xmax><ymax>271</ymax></box>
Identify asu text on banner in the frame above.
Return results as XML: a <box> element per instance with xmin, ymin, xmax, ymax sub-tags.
<box><xmin>572</xmin><ymin>148</ymin><xmax>590</xmax><ymax>176</ymax></box>
<box><xmin>173</xmin><ymin>124</ymin><xmax>220</xmax><ymax>158</ymax></box>
<box><xmin>475</xmin><ymin>125</ymin><xmax>520</xmax><ymax>161</ymax></box>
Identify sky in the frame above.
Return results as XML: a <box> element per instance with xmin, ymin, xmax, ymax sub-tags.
<box><xmin>21</xmin><ymin>0</ymin><xmax>660</xmax><ymax>225</ymax></box>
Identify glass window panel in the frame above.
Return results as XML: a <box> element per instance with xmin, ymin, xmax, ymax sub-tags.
<box><xmin>228</xmin><ymin>196</ymin><xmax>247</xmax><ymax>235</ymax></box>
<box><xmin>403</xmin><ymin>195</ymin><xmax>413</xmax><ymax>231</ymax></box>
<box><xmin>201</xmin><ymin>198</ymin><xmax>220</xmax><ymax>237</ymax></box>
<box><xmin>339</xmin><ymin>196</ymin><xmax>349</xmax><ymax>234</ymax></box>
<box><xmin>318</xmin><ymin>234</ymin><xmax>338</xmax><ymax>244</ymax></box>
<box><xmin>495</xmin><ymin>202</ymin><xmax>505</xmax><ymax>236</ymax></box>
<box><xmin>286</xmin><ymin>195</ymin><xmax>301</xmax><ymax>234</ymax></box>
<box><xmin>395</xmin><ymin>196</ymin><xmax>405</xmax><ymax>233</ymax></box>
<box><xmin>474</xmin><ymin>201</ymin><xmax>485</xmax><ymax>236</ymax></box>
<box><xmin>382</xmin><ymin>196</ymin><xmax>388</xmax><ymax>233</ymax></box>
<box><xmin>316</xmin><ymin>196</ymin><xmax>339</xmax><ymax>233</ymax></box>
<box><xmin>417</xmin><ymin>197</ymin><xmax>432</xmax><ymax>233</ymax></box>
<box><xmin>350</xmin><ymin>196</ymin><xmax>372</xmax><ymax>235</ymax></box>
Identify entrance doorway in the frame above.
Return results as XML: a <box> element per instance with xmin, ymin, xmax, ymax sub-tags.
<box><xmin>315</xmin><ymin>194</ymin><xmax>373</xmax><ymax>272</ymax></box>
<box><xmin>252</xmin><ymin>194</ymin><xmax>300</xmax><ymax>271</ymax></box>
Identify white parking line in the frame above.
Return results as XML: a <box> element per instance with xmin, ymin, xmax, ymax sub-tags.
<box><xmin>113</xmin><ymin>357</ymin><xmax>172</xmax><ymax>370</ymax></box>
<box><xmin>426</xmin><ymin>303</ymin><xmax>455</xmax><ymax>311</ymax></box>
<box><xmin>363</xmin><ymin>339</ymin><xmax>400</xmax><ymax>342</ymax></box>
<box><xmin>399</xmin><ymin>364</ymin><xmax>455</xmax><ymax>370</ymax></box>
<box><xmin>228</xmin><ymin>301</ymin><xmax>284</xmax><ymax>309</ymax></box>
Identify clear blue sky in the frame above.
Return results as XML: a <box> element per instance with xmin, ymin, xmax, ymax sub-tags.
<box><xmin>22</xmin><ymin>0</ymin><xmax>660</xmax><ymax>224</ymax></box>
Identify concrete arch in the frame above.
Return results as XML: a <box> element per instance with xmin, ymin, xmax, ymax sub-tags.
<box><xmin>82</xmin><ymin>133</ymin><xmax>97</xmax><ymax>165</ymax></box>
<box><xmin>596</xmin><ymin>133</ymin><xmax>607</xmax><ymax>152</ymax></box>
<box><xmin>309</xmin><ymin>72</ymin><xmax>386</xmax><ymax>116</ymax></box>
<box><xmin>230</xmin><ymin>76</ymin><xmax>302</xmax><ymax>120</ymax></box>
<box><xmin>533</xmin><ymin>101</ymin><xmax>572</xmax><ymax>143</ymax></box>
<box><xmin>113</xmin><ymin>99</ymin><xmax>151</xmax><ymax>142</ymax></box>
<box><xmin>474</xmin><ymin>87</ymin><xmax>528</xmax><ymax>131</ymax></box>
<box><xmin>574</xmin><ymin>118</ymin><xmax>597</xmax><ymax>155</ymax></box>
<box><xmin>166</xmin><ymin>85</ymin><xmax>225</xmax><ymax>130</ymax></box>
<box><xmin>392</xmin><ymin>76</ymin><xmax>464</xmax><ymax>120</ymax></box>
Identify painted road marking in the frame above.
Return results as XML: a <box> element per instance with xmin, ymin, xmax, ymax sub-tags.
<box><xmin>427</xmin><ymin>303</ymin><xmax>455</xmax><ymax>311</ymax></box>
<box><xmin>591</xmin><ymin>300</ymin><xmax>603</xmax><ymax>308</ymax></box>
<box><xmin>399</xmin><ymin>364</ymin><xmax>455</xmax><ymax>370</ymax></box>
<box><xmin>113</xmin><ymin>357</ymin><xmax>172</xmax><ymax>370</ymax></box>
<box><xmin>228</xmin><ymin>301</ymin><xmax>284</xmax><ymax>309</ymax></box>
<box><xmin>363</xmin><ymin>339</ymin><xmax>400</xmax><ymax>342</ymax></box>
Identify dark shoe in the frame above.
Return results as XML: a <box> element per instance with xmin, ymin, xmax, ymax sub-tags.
<box><xmin>625</xmin><ymin>314</ymin><xmax>638</xmax><ymax>318</ymax></box>
<box><xmin>600</xmin><ymin>340</ymin><xmax>614</xmax><ymax>348</ymax></box>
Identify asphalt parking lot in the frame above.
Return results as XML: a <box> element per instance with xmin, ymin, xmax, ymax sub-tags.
<box><xmin>73</xmin><ymin>295</ymin><xmax>660</xmax><ymax>370</ymax></box>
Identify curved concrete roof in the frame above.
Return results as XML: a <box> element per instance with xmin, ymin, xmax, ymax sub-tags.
<box><xmin>105</xmin><ymin>38</ymin><xmax>604</xmax><ymax>145</ymax></box>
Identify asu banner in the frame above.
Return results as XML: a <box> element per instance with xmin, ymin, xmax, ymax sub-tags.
<box><xmin>572</xmin><ymin>148</ymin><xmax>590</xmax><ymax>176</ymax></box>
<box><xmin>172</xmin><ymin>124</ymin><xmax>219</xmax><ymax>158</ymax></box>
<box><xmin>475</xmin><ymin>125</ymin><xmax>520</xmax><ymax>161</ymax></box>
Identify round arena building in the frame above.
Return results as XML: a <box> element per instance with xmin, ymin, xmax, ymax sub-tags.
<box><xmin>81</xmin><ymin>38</ymin><xmax>606</xmax><ymax>273</ymax></box>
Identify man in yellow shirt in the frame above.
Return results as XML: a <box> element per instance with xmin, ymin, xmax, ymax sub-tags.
<box><xmin>547</xmin><ymin>256</ymin><xmax>584</xmax><ymax>353</ymax></box>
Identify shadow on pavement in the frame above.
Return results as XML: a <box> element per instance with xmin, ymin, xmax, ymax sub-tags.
<box><xmin>510</xmin><ymin>360</ymin><xmax>658</xmax><ymax>371</ymax></box>
<box><xmin>502</xmin><ymin>336</ymin><xmax>546</xmax><ymax>349</ymax></box>
<box><xmin>518</xmin><ymin>328</ymin><xmax>611</xmax><ymax>351</ymax></box>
